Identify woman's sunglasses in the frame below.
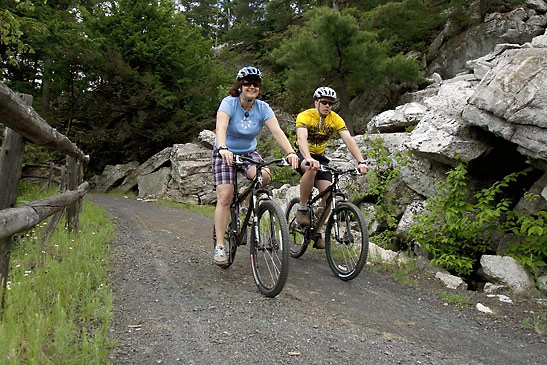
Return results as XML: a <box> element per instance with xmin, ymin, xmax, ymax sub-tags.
<box><xmin>319</xmin><ymin>100</ymin><xmax>334</xmax><ymax>106</ymax></box>
<box><xmin>242</xmin><ymin>80</ymin><xmax>261</xmax><ymax>88</ymax></box>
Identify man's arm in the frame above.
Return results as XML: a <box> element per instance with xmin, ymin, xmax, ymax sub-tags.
<box><xmin>339</xmin><ymin>130</ymin><xmax>368</xmax><ymax>174</ymax></box>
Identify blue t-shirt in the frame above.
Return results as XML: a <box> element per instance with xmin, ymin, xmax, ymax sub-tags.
<box><xmin>216</xmin><ymin>96</ymin><xmax>275</xmax><ymax>154</ymax></box>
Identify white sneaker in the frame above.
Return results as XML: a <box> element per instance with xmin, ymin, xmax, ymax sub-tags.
<box><xmin>214</xmin><ymin>245</ymin><xmax>228</xmax><ymax>266</ymax></box>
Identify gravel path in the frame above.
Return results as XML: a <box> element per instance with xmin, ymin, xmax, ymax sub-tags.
<box><xmin>91</xmin><ymin>194</ymin><xmax>546</xmax><ymax>364</ymax></box>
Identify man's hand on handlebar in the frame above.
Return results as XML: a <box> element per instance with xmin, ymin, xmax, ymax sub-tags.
<box><xmin>304</xmin><ymin>158</ymin><xmax>320</xmax><ymax>170</ymax></box>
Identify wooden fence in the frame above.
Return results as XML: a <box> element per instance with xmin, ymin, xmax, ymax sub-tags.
<box><xmin>0</xmin><ymin>81</ymin><xmax>90</xmax><ymax>310</ymax></box>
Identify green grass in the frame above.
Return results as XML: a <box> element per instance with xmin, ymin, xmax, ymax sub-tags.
<box><xmin>1</xmin><ymin>185</ymin><xmax>115</xmax><ymax>364</ymax></box>
<box><xmin>522</xmin><ymin>311</ymin><xmax>547</xmax><ymax>335</ymax></box>
<box><xmin>439</xmin><ymin>290</ymin><xmax>472</xmax><ymax>307</ymax></box>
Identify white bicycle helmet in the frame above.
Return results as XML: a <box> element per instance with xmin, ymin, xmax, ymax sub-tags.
<box><xmin>313</xmin><ymin>86</ymin><xmax>337</xmax><ymax>100</ymax></box>
<box><xmin>236</xmin><ymin>66</ymin><xmax>262</xmax><ymax>81</ymax></box>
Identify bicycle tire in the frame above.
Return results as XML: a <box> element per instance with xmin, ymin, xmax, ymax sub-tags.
<box><xmin>286</xmin><ymin>197</ymin><xmax>309</xmax><ymax>258</ymax></box>
<box><xmin>325</xmin><ymin>201</ymin><xmax>369</xmax><ymax>281</ymax></box>
<box><xmin>250</xmin><ymin>200</ymin><xmax>290</xmax><ymax>297</ymax></box>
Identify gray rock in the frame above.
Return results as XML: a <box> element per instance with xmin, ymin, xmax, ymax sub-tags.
<box><xmin>538</xmin><ymin>275</ymin><xmax>547</xmax><ymax>293</ymax></box>
<box><xmin>396</xmin><ymin>201</ymin><xmax>426</xmax><ymax>242</ymax></box>
<box><xmin>137</xmin><ymin>167</ymin><xmax>171</xmax><ymax>200</ymax></box>
<box><xmin>93</xmin><ymin>161</ymin><xmax>139</xmax><ymax>192</ymax></box>
<box><xmin>527</xmin><ymin>0</ymin><xmax>547</xmax><ymax>13</ymax></box>
<box><xmin>427</xmin><ymin>7</ymin><xmax>546</xmax><ymax>78</ymax></box>
<box><xmin>479</xmin><ymin>255</ymin><xmax>535</xmax><ymax>293</ymax></box>
<box><xmin>466</xmin><ymin>47</ymin><xmax>547</xmax><ymax>164</ymax></box>
<box><xmin>198</xmin><ymin>130</ymin><xmax>216</xmax><ymax>149</ymax></box>
<box><xmin>514</xmin><ymin>172</ymin><xmax>547</xmax><ymax>213</ymax></box>
<box><xmin>435</xmin><ymin>272</ymin><xmax>468</xmax><ymax>290</ymax></box>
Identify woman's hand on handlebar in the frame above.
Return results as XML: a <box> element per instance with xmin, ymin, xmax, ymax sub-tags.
<box><xmin>220</xmin><ymin>148</ymin><xmax>234</xmax><ymax>166</ymax></box>
<box><xmin>357</xmin><ymin>163</ymin><xmax>369</xmax><ymax>175</ymax></box>
<box><xmin>287</xmin><ymin>154</ymin><xmax>299</xmax><ymax>169</ymax></box>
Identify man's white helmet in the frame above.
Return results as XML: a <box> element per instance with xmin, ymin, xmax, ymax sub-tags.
<box><xmin>313</xmin><ymin>86</ymin><xmax>337</xmax><ymax>100</ymax></box>
<box><xmin>237</xmin><ymin>66</ymin><xmax>262</xmax><ymax>80</ymax></box>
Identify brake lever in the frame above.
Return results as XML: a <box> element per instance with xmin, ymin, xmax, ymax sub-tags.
<box><xmin>279</xmin><ymin>158</ymin><xmax>290</xmax><ymax>167</ymax></box>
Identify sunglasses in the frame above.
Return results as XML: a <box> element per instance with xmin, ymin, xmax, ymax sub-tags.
<box><xmin>242</xmin><ymin>80</ymin><xmax>261</xmax><ymax>88</ymax></box>
<box><xmin>319</xmin><ymin>100</ymin><xmax>334</xmax><ymax>106</ymax></box>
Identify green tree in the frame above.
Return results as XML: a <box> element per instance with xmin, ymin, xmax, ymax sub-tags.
<box><xmin>361</xmin><ymin>0</ymin><xmax>445</xmax><ymax>53</ymax></box>
<box><xmin>272</xmin><ymin>7</ymin><xmax>421</xmax><ymax>132</ymax></box>
<box><xmin>76</xmin><ymin>0</ymin><xmax>226</xmax><ymax>169</ymax></box>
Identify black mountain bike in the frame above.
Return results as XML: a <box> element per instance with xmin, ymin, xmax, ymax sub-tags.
<box><xmin>286</xmin><ymin>164</ymin><xmax>369</xmax><ymax>281</ymax></box>
<box><xmin>213</xmin><ymin>155</ymin><xmax>291</xmax><ymax>297</ymax></box>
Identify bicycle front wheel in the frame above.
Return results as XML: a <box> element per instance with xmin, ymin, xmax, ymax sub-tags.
<box><xmin>250</xmin><ymin>200</ymin><xmax>290</xmax><ymax>297</ymax></box>
<box><xmin>325</xmin><ymin>201</ymin><xmax>369</xmax><ymax>281</ymax></box>
<box><xmin>286</xmin><ymin>197</ymin><xmax>309</xmax><ymax>258</ymax></box>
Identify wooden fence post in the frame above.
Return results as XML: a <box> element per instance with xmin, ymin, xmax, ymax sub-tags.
<box><xmin>66</xmin><ymin>156</ymin><xmax>81</xmax><ymax>233</ymax></box>
<box><xmin>0</xmin><ymin>93</ymin><xmax>31</xmax><ymax>311</ymax></box>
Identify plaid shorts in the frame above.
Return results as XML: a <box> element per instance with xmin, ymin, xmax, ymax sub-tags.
<box><xmin>212</xmin><ymin>148</ymin><xmax>264</xmax><ymax>186</ymax></box>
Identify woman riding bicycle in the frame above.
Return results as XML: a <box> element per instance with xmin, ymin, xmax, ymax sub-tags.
<box><xmin>213</xmin><ymin>66</ymin><xmax>299</xmax><ymax>266</ymax></box>
<box><xmin>294</xmin><ymin>86</ymin><xmax>369</xmax><ymax>248</ymax></box>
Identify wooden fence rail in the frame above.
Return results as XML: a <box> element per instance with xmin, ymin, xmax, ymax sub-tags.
<box><xmin>0</xmin><ymin>82</ymin><xmax>89</xmax><ymax>162</ymax></box>
<box><xmin>0</xmin><ymin>182</ymin><xmax>90</xmax><ymax>240</ymax></box>
<box><xmin>0</xmin><ymin>81</ymin><xmax>90</xmax><ymax>311</ymax></box>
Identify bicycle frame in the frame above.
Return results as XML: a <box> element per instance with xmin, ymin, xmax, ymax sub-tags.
<box><xmin>305</xmin><ymin>166</ymin><xmax>355</xmax><ymax>243</ymax></box>
<box><xmin>229</xmin><ymin>156</ymin><xmax>278</xmax><ymax>246</ymax></box>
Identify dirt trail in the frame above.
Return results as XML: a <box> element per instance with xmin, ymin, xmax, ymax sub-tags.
<box><xmin>91</xmin><ymin>194</ymin><xmax>546</xmax><ymax>364</ymax></box>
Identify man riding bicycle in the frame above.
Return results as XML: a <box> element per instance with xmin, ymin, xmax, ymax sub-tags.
<box><xmin>294</xmin><ymin>86</ymin><xmax>369</xmax><ymax>248</ymax></box>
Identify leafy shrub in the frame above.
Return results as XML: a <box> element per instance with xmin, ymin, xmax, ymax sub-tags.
<box><xmin>408</xmin><ymin>162</ymin><xmax>530</xmax><ymax>276</ymax></box>
<box><xmin>506</xmin><ymin>209</ymin><xmax>547</xmax><ymax>277</ymax></box>
<box><xmin>354</xmin><ymin>136</ymin><xmax>410</xmax><ymax>248</ymax></box>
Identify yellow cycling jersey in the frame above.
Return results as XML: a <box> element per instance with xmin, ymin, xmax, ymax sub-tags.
<box><xmin>295</xmin><ymin>108</ymin><xmax>348</xmax><ymax>155</ymax></box>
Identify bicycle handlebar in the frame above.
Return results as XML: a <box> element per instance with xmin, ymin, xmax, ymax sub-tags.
<box><xmin>304</xmin><ymin>161</ymin><xmax>361</xmax><ymax>176</ymax></box>
<box><xmin>234</xmin><ymin>154</ymin><xmax>290</xmax><ymax>167</ymax></box>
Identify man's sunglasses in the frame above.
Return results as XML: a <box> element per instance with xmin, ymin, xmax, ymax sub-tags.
<box><xmin>319</xmin><ymin>100</ymin><xmax>334</xmax><ymax>106</ymax></box>
<box><xmin>242</xmin><ymin>80</ymin><xmax>261</xmax><ymax>88</ymax></box>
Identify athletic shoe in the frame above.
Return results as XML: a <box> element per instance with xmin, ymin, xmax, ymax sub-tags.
<box><xmin>296</xmin><ymin>208</ymin><xmax>310</xmax><ymax>226</ymax></box>
<box><xmin>314</xmin><ymin>234</ymin><xmax>325</xmax><ymax>249</ymax></box>
<box><xmin>214</xmin><ymin>245</ymin><xmax>228</xmax><ymax>265</ymax></box>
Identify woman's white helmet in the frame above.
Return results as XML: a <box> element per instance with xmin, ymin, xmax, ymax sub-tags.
<box><xmin>313</xmin><ymin>86</ymin><xmax>337</xmax><ymax>100</ymax></box>
<box><xmin>237</xmin><ymin>66</ymin><xmax>262</xmax><ymax>81</ymax></box>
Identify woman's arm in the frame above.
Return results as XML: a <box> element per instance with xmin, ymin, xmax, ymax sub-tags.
<box><xmin>216</xmin><ymin>111</ymin><xmax>233</xmax><ymax>165</ymax></box>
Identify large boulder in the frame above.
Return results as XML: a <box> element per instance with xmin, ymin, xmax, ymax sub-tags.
<box><xmin>479</xmin><ymin>255</ymin><xmax>535</xmax><ymax>293</ymax></box>
<box><xmin>427</xmin><ymin>6</ymin><xmax>547</xmax><ymax>78</ymax></box>
<box><xmin>463</xmin><ymin>47</ymin><xmax>547</xmax><ymax>168</ymax></box>
<box><xmin>92</xmin><ymin>161</ymin><xmax>139</xmax><ymax>192</ymax></box>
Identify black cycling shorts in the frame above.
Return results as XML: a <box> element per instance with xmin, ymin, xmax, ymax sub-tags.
<box><xmin>295</xmin><ymin>151</ymin><xmax>332</xmax><ymax>182</ymax></box>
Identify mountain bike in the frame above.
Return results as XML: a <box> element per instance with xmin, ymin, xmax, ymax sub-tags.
<box><xmin>286</xmin><ymin>164</ymin><xmax>369</xmax><ymax>281</ymax></box>
<box><xmin>213</xmin><ymin>155</ymin><xmax>291</xmax><ymax>297</ymax></box>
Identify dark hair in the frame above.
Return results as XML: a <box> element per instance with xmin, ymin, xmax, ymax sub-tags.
<box><xmin>228</xmin><ymin>75</ymin><xmax>262</xmax><ymax>97</ymax></box>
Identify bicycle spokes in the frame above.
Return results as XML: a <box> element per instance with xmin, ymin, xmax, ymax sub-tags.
<box><xmin>251</xmin><ymin>201</ymin><xmax>290</xmax><ymax>297</ymax></box>
<box><xmin>325</xmin><ymin>203</ymin><xmax>368</xmax><ymax>281</ymax></box>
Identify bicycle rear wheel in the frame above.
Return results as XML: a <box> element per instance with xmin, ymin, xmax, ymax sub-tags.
<box><xmin>286</xmin><ymin>197</ymin><xmax>309</xmax><ymax>258</ymax></box>
<box><xmin>325</xmin><ymin>201</ymin><xmax>368</xmax><ymax>281</ymax></box>
<box><xmin>251</xmin><ymin>200</ymin><xmax>290</xmax><ymax>297</ymax></box>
